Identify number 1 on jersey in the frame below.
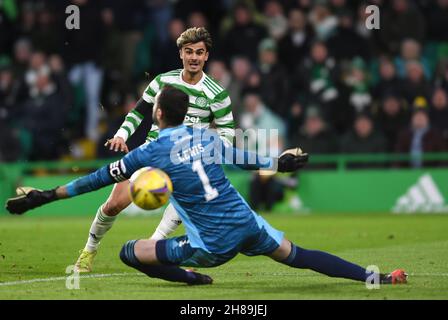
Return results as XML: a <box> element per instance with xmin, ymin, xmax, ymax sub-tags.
<box><xmin>192</xmin><ymin>160</ymin><xmax>219</xmax><ymax>201</ymax></box>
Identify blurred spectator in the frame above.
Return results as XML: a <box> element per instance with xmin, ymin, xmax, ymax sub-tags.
<box><xmin>340</xmin><ymin>113</ymin><xmax>386</xmax><ymax>154</ymax></box>
<box><xmin>19</xmin><ymin>66</ymin><xmax>67</xmax><ymax>160</ymax></box>
<box><xmin>296</xmin><ymin>41</ymin><xmax>339</xmax><ymax>107</ymax></box>
<box><xmin>427</xmin><ymin>0</ymin><xmax>448</xmax><ymax>42</ymax></box>
<box><xmin>0</xmin><ymin>122</ymin><xmax>21</xmax><ymax>162</ymax></box>
<box><xmin>376</xmin><ymin>94</ymin><xmax>410</xmax><ymax>152</ymax></box>
<box><xmin>396</xmin><ymin>108</ymin><xmax>446</xmax><ymax>167</ymax></box>
<box><xmin>207</xmin><ymin>60</ymin><xmax>231</xmax><ymax>88</ymax></box>
<box><xmin>308</xmin><ymin>3</ymin><xmax>338</xmax><ymax>41</ymax></box>
<box><xmin>440</xmin><ymin>65</ymin><xmax>448</xmax><ymax>92</ymax></box>
<box><xmin>15</xmin><ymin>1</ymin><xmax>37</xmax><ymax>41</ymax></box>
<box><xmin>0</xmin><ymin>56</ymin><xmax>18</xmax><ymax>117</ymax></box>
<box><xmin>354</xmin><ymin>2</ymin><xmax>373</xmax><ymax>40</ymax></box>
<box><xmin>239</xmin><ymin>91</ymin><xmax>286</xmax><ymax>151</ymax></box>
<box><xmin>257</xmin><ymin>38</ymin><xmax>290</xmax><ymax>117</ymax></box>
<box><xmin>104</xmin><ymin>0</ymin><xmax>148</xmax><ymax>85</ymax></box>
<box><xmin>12</xmin><ymin>38</ymin><xmax>32</xmax><ymax>92</ymax></box>
<box><xmin>222</xmin><ymin>3</ymin><xmax>267</xmax><ymax>63</ymax></box>
<box><xmin>263</xmin><ymin>0</ymin><xmax>288</xmax><ymax>41</ymax></box>
<box><xmin>64</xmin><ymin>0</ymin><xmax>105</xmax><ymax>142</ymax></box>
<box><xmin>394</xmin><ymin>39</ymin><xmax>431</xmax><ymax>79</ymax></box>
<box><xmin>294</xmin><ymin>0</ymin><xmax>313</xmax><ymax>13</ymax></box>
<box><xmin>0</xmin><ymin>0</ymin><xmax>18</xmax><ymax>55</ymax></box>
<box><xmin>48</xmin><ymin>54</ymin><xmax>73</xmax><ymax>110</ymax></box>
<box><xmin>147</xmin><ymin>0</ymin><xmax>173</xmax><ymax>45</ymax></box>
<box><xmin>100</xmin><ymin>8</ymin><xmax>125</xmax><ymax>82</ymax></box>
<box><xmin>24</xmin><ymin>51</ymin><xmax>48</xmax><ymax>98</ymax></box>
<box><xmin>238</xmin><ymin>91</ymin><xmax>286</xmax><ymax>212</ymax></box>
<box><xmin>187</xmin><ymin>11</ymin><xmax>208</xmax><ymax>29</ymax></box>
<box><xmin>0</xmin><ymin>56</ymin><xmax>21</xmax><ymax>162</ymax></box>
<box><xmin>31</xmin><ymin>3</ymin><xmax>63</xmax><ymax>54</ymax></box>
<box><xmin>227</xmin><ymin>56</ymin><xmax>251</xmax><ymax>124</ymax></box>
<box><xmin>249</xmin><ymin>170</ymin><xmax>286</xmax><ymax>211</ymax></box>
<box><xmin>154</xmin><ymin>18</ymin><xmax>185</xmax><ymax>75</ymax></box>
<box><xmin>174</xmin><ymin>0</ymin><xmax>225</xmax><ymax>37</ymax></box>
<box><xmin>329</xmin><ymin>0</ymin><xmax>356</xmax><ymax>16</ymax></box>
<box><xmin>380</xmin><ymin>0</ymin><xmax>426</xmax><ymax>55</ymax></box>
<box><xmin>401</xmin><ymin>61</ymin><xmax>431</xmax><ymax>104</ymax></box>
<box><xmin>342</xmin><ymin>57</ymin><xmax>372</xmax><ymax>114</ymax></box>
<box><xmin>278</xmin><ymin>9</ymin><xmax>313</xmax><ymax>72</ymax></box>
<box><xmin>373</xmin><ymin>57</ymin><xmax>403</xmax><ymax>100</ymax></box>
<box><xmin>286</xmin><ymin>98</ymin><xmax>306</xmax><ymax>143</ymax></box>
<box><xmin>326</xmin><ymin>9</ymin><xmax>370</xmax><ymax>62</ymax></box>
<box><xmin>429</xmin><ymin>88</ymin><xmax>448</xmax><ymax>143</ymax></box>
<box><xmin>243</xmin><ymin>69</ymin><xmax>262</xmax><ymax>94</ymax></box>
<box><xmin>296</xmin><ymin>41</ymin><xmax>344</xmax><ymax>130</ymax></box>
<box><xmin>290</xmin><ymin>106</ymin><xmax>339</xmax><ymax>154</ymax></box>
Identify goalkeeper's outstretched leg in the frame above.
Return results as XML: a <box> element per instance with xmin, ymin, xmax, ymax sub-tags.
<box><xmin>75</xmin><ymin>181</ymin><xmax>183</xmax><ymax>272</ymax></box>
<box><xmin>269</xmin><ymin>238</ymin><xmax>408</xmax><ymax>285</ymax></box>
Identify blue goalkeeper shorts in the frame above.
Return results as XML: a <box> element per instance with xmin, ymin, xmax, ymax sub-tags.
<box><xmin>155</xmin><ymin>216</ymin><xmax>284</xmax><ymax>268</ymax></box>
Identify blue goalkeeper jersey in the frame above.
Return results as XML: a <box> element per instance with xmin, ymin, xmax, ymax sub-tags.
<box><xmin>66</xmin><ymin>125</ymin><xmax>276</xmax><ymax>254</ymax></box>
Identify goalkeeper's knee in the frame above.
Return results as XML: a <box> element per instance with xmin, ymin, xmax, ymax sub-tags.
<box><xmin>119</xmin><ymin>240</ymin><xmax>139</xmax><ymax>267</ymax></box>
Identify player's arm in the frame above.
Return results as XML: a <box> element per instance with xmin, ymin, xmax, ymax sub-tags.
<box><xmin>106</xmin><ymin>75</ymin><xmax>161</xmax><ymax>151</ymax></box>
<box><xmin>219</xmin><ymin>138</ymin><xmax>308</xmax><ymax>172</ymax></box>
<box><xmin>5</xmin><ymin>146</ymin><xmax>149</xmax><ymax>215</ymax></box>
<box><xmin>209</xmin><ymin>90</ymin><xmax>235</xmax><ymax>146</ymax></box>
<box><xmin>106</xmin><ymin>98</ymin><xmax>154</xmax><ymax>152</ymax></box>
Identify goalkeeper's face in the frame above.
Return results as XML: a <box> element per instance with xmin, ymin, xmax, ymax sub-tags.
<box><xmin>153</xmin><ymin>93</ymin><xmax>162</xmax><ymax>127</ymax></box>
<box><xmin>179</xmin><ymin>41</ymin><xmax>209</xmax><ymax>75</ymax></box>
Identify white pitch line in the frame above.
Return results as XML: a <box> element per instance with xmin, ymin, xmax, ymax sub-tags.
<box><xmin>0</xmin><ymin>272</ymin><xmax>143</xmax><ymax>287</ymax></box>
<box><xmin>408</xmin><ymin>273</ymin><xmax>448</xmax><ymax>277</ymax></box>
<box><xmin>1</xmin><ymin>272</ymin><xmax>448</xmax><ymax>287</ymax></box>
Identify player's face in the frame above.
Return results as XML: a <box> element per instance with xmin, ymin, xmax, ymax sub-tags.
<box><xmin>153</xmin><ymin>93</ymin><xmax>162</xmax><ymax>126</ymax></box>
<box><xmin>153</xmin><ymin>106</ymin><xmax>163</xmax><ymax>127</ymax></box>
<box><xmin>179</xmin><ymin>42</ymin><xmax>209</xmax><ymax>74</ymax></box>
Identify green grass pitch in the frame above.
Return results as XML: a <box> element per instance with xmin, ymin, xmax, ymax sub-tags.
<box><xmin>0</xmin><ymin>213</ymin><xmax>447</xmax><ymax>300</ymax></box>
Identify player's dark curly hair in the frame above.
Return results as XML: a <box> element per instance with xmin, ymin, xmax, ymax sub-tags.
<box><xmin>157</xmin><ymin>85</ymin><xmax>189</xmax><ymax>126</ymax></box>
<box><xmin>176</xmin><ymin>27</ymin><xmax>212</xmax><ymax>52</ymax></box>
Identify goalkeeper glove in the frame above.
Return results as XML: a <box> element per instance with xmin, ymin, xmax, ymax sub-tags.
<box><xmin>5</xmin><ymin>187</ymin><xmax>58</xmax><ymax>215</ymax></box>
<box><xmin>277</xmin><ymin>148</ymin><xmax>309</xmax><ymax>173</ymax></box>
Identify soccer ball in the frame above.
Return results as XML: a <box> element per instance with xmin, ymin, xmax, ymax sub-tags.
<box><xmin>129</xmin><ymin>167</ymin><xmax>173</xmax><ymax>210</ymax></box>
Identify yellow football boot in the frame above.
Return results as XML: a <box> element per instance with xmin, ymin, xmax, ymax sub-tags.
<box><xmin>74</xmin><ymin>249</ymin><xmax>97</xmax><ymax>273</ymax></box>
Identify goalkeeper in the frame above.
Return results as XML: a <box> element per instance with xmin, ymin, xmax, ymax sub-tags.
<box><xmin>6</xmin><ymin>85</ymin><xmax>407</xmax><ymax>286</ymax></box>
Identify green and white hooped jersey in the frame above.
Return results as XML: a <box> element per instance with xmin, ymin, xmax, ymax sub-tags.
<box><xmin>115</xmin><ymin>69</ymin><xmax>235</xmax><ymax>146</ymax></box>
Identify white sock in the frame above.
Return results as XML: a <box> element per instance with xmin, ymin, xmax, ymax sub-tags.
<box><xmin>84</xmin><ymin>206</ymin><xmax>117</xmax><ymax>252</ymax></box>
<box><xmin>150</xmin><ymin>203</ymin><xmax>182</xmax><ymax>240</ymax></box>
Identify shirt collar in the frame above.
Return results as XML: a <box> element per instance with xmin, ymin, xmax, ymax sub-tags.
<box><xmin>159</xmin><ymin>124</ymin><xmax>188</xmax><ymax>138</ymax></box>
<box><xmin>179</xmin><ymin>69</ymin><xmax>206</xmax><ymax>88</ymax></box>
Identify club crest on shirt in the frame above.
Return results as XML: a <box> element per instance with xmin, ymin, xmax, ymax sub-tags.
<box><xmin>195</xmin><ymin>96</ymin><xmax>208</xmax><ymax>108</ymax></box>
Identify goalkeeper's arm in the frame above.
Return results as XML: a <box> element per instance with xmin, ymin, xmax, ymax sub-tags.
<box><xmin>5</xmin><ymin>149</ymin><xmax>145</xmax><ymax>215</ymax></box>
<box><xmin>218</xmin><ymin>136</ymin><xmax>309</xmax><ymax>172</ymax></box>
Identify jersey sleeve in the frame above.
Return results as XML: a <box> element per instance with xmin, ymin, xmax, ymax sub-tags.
<box><xmin>142</xmin><ymin>74</ymin><xmax>162</xmax><ymax>104</ymax></box>
<box><xmin>114</xmin><ymin>75</ymin><xmax>161</xmax><ymax>141</ymax></box>
<box><xmin>213</xmin><ymin>132</ymin><xmax>274</xmax><ymax>170</ymax></box>
<box><xmin>114</xmin><ymin>98</ymin><xmax>153</xmax><ymax>141</ymax></box>
<box><xmin>65</xmin><ymin>144</ymin><xmax>155</xmax><ymax>197</ymax></box>
<box><xmin>209</xmin><ymin>90</ymin><xmax>235</xmax><ymax>146</ymax></box>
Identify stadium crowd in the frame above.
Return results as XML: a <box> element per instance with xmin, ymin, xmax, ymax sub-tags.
<box><xmin>1</xmin><ymin>0</ymin><xmax>448</xmax><ymax>166</ymax></box>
